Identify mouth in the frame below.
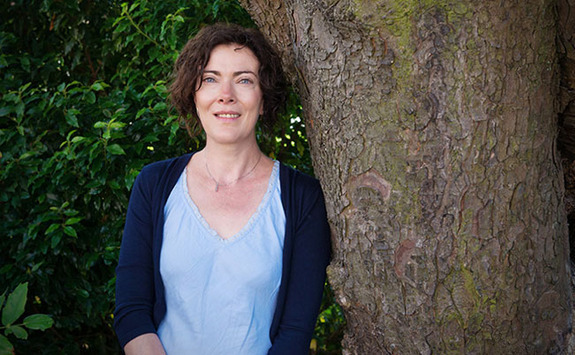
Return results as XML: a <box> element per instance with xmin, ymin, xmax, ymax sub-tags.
<box><xmin>215</xmin><ymin>113</ymin><xmax>240</xmax><ymax>119</ymax></box>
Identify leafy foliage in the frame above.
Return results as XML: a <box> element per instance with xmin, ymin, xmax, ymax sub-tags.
<box><xmin>312</xmin><ymin>284</ymin><xmax>346</xmax><ymax>354</ymax></box>
<box><xmin>0</xmin><ymin>283</ymin><xmax>54</xmax><ymax>354</ymax></box>
<box><xmin>0</xmin><ymin>0</ymin><xmax>341</xmax><ymax>353</ymax></box>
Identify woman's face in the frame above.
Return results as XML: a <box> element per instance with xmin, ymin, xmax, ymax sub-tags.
<box><xmin>194</xmin><ymin>43</ymin><xmax>264</xmax><ymax>146</ymax></box>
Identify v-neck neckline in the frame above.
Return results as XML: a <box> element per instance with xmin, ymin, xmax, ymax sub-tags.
<box><xmin>180</xmin><ymin>161</ymin><xmax>279</xmax><ymax>243</ymax></box>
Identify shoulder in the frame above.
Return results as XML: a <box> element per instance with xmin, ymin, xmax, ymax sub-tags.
<box><xmin>278</xmin><ymin>163</ymin><xmax>326</xmax><ymax>217</ymax></box>
<box><xmin>279</xmin><ymin>163</ymin><xmax>322</xmax><ymax>194</ymax></box>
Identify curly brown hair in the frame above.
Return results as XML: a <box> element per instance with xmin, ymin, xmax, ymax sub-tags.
<box><xmin>169</xmin><ymin>23</ymin><xmax>287</xmax><ymax>137</ymax></box>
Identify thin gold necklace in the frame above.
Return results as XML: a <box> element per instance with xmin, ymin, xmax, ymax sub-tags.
<box><xmin>205</xmin><ymin>154</ymin><xmax>263</xmax><ymax>192</ymax></box>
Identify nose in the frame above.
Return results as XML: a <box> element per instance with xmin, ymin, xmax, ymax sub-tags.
<box><xmin>218</xmin><ymin>81</ymin><xmax>235</xmax><ymax>104</ymax></box>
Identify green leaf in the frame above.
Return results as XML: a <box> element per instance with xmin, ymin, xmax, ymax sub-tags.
<box><xmin>90</xmin><ymin>82</ymin><xmax>106</xmax><ymax>91</ymax></box>
<box><xmin>109</xmin><ymin>121</ymin><xmax>126</xmax><ymax>129</ymax></box>
<box><xmin>65</xmin><ymin>217</ymin><xmax>82</xmax><ymax>225</ymax></box>
<box><xmin>15</xmin><ymin>103</ymin><xmax>24</xmax><ymax>117</ymax></box>
<box><xmin>2</xmin><ymin>283</ymin><xmax>27</xmax><ymax>326</ymax></box>
<box><xmin>108</xmin><ymin>180</ymin><xmax>121</xmax><ymax>190</ymax></box>
<box><xmin>136</xmin><ymin>107</ymin><xmax>148</xmax><ymax>119</ymax></box>
<box><xmin>106</xmin><ymin>144</ymin><xmax>125</xmax><ymax>155</ymax></box>
<box><xmin>62</xmin><ymin>226</ymin><xmax>77</xmax><ymax>238</ymax></box>
<box><xmin>128</xmin><ymin>2</ymin><xmax>139</xmax><ymax>12</ymax></box>
<box><xmin>20</xmin><ymin>83</ymin><xmax>31</xmax><ymax>92</ymax></box>
<box><xmin>5</xmin><ymin>325</ymin><xmax>27</xmax><ymax>340</ymax></box>
<box><xmin>20</xmin><ymin>57</ymin><xmax>30</xmax><ymax>71</ymax></box>
<box><xmin>0</xmin><ymin>334</ymin><xmax>13</xmax><ymax>355</ymax></box>
<box><xmin>84</xmin><ymin>91</ymin><xmax>96</xmax><ymax>104</ymax></box>
<box><xmin>63</xmin><ymin>210</ymin><xmax>79</xmax><ymax>217</ymax></box>
<box><xmin>0</xmin><ymin>291</ymin><xmax>5</xmax><ymax>309</ymax></box>
<box><xmin>142</xmin><ymin>134</ymin><xmax>159</xmax><ymax>143</ymax></box>
<box><xmin>31</xmin><ymin>262</ymin><xmax>43</xmax><ymax>273</ymax></box>
<box><xmin>66</xmin><ymin>129</ymin><xmax>77</xmax><ymax>141</ymax></box>
<box><xmin>45</xmin><ymin>223</ymin><xmax>60</xmax><ymax>235</ymax></box>
<box><xmin>65</xmin><ymin>109</ymin><xmax>80</xmax><ymax>127</ymax></box>
<box><xmin>3</xmin><ymin>93</ymin><xmax>18</xmax><ymax>103</ymax></box>
<box><xmin>23</xmin><ymin>314</ymin><xmax>53</xmax><ymax>330</ymax></box>
<box><xmin>152</xmin><ymin>102</ymin><xmax>167</xmax><ymax>111</ymax></box>
<box><xmin>0</xmin><ymin>107</ymin><xmax>11</xmax><ymax>117</ymax></box>
<box><xmin>65</xmin><ymin>81</ymin><xmax>81</xmax><ymax>90</ymax></box>
<box><xmin>51</xmin><ymin>234</ymin><xmax>62</xmax><ymax>249</ymax></box>
<box><xmin>19</xmin><ymin>152</ymin><xmax>33</xmax><ymax>160</ymax></box>
<box><xmin>93</xmin><ymin>121</ymin><xmax>107</xmax><ymax>129</ymax></box>
<box><xmin>114</xmin><ymin>20</ymin><xmax>130</xmax><ymax>34</ymax></box>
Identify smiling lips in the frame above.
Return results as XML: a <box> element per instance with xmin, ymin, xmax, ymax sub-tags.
<box><xmin>215</xmin><ymin>113</ymin><xmax>240</xmax><ymax>119</ymax></box>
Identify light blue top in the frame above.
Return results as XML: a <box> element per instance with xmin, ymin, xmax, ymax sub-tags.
<box><xmin>157</xmin><ymin>161</ymin><xmax>285</xmax><ymax>355</ymax></box>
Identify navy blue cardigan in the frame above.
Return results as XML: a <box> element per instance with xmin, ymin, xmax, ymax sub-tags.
<box><xmin>114</xmin><ymin>153</ymin><xmax>331</xmax><ymax>354</ymax></box>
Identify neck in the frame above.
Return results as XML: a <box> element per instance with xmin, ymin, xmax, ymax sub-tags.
<box><xmin>202</xmin><ymin>141</ymin><xmax>263</xmax><ymax>182</ymax></box>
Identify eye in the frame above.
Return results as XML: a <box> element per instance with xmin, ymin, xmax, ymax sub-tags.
<box><xmin>238</xmin><ymin>78</ymin><xmax>253</xmax><ymax>84</ymax></box>
<box><xmin>203</xmin><ymin>77</ymin><xmax>216</xmax><ymax>83</ymax></box>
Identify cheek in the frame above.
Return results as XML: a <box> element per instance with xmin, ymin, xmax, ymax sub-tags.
<box><xmin>193</xmin><ymin>91</ymin><xmax>207</xmax><ymax>109</ymax></box>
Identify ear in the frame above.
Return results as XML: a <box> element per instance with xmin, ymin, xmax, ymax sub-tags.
<box><xmin>259</xmin><ymin>101</ymin><xmax>264</xmax><ymax>116</ymax></box>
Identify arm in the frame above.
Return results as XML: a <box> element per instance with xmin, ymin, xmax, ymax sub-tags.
<box><xmin>124</xmin><ymin>333</ymin><xmax>166</xmax><ymax>355</ymax></box>
<box><xmin>114</xmin><ymin>167</ymin><xmax>159</xmax><ymax>348</ymax></box>
<box><xmin>269</xmin><ymin>180</ymin><xmax>332</xmax><ymax>355</ymax></box>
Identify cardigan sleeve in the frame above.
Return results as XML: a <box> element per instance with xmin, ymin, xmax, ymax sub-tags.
<box><xmin>268</xmin><ymin>176</ymin><xmax>332</xmax><ymax>355</ymax></box>
<box><xmin>113</xmin><ymin>166</ymin><xmax>158</xmax><ymax>348</ymax></box>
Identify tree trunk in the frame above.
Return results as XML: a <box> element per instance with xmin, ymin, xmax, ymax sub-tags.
<box><xmin>240</xmin><ymin>0</ymin><xmax>572</xmax><ymax>353</ymax></box>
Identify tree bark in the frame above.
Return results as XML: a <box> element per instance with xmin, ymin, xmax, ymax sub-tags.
<box><xmin>558</xmin><ymin>0</ymin><xmax>575</xmax><ymax>350</ymax></box>
<box><xmin>558</xmin><ymin>0</ymin><xmax>575</xmax><ymax>159</ymax></box>
<box><xmin>241</xmin><ymin>0</ymin><xmax>572</xmax><ymax>353</ymax></box>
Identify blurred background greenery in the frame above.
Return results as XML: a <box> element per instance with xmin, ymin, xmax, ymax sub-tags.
<box><xmin>0</xmin><ymin>0</ymin><xmax>344</xmax><ymax>353</ymax></box>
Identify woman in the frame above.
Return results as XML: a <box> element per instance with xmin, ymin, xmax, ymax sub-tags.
<box><xmin>113</xmin><ymin>23</ymin><xmax>331</xmax><ymax>355</ymax></box>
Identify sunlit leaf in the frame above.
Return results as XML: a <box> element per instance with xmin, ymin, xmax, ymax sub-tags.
<box><xmin>93</xmin><ymin>121</ymin><xmax>107</xmax><ymax>129</ymax></box>
<box><xmin>152</xmin><ymin>102</ymin><xmax>167</xmax><ymax>111</ymax></box>
<box><xmin>65</xmin><ymin>217</ymin><xmax>82</xmax><ymax>225</ymax></box>
<box><xmin>90</xmin><ymin>82</ymin><xmax>108</xmax><ymax>91</ymax></box>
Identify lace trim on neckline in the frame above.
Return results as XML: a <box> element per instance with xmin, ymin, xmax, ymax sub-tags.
<box><xmin>181</xmin><ymin>160</ymin><xmax>280</xmax><ymax>243</ymax></box>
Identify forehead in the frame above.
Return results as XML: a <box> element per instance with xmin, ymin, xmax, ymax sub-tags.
<box><xmin>206</xmin><ymin>43</ymin><xmax>260</xmax><ymax>71</ymax></box>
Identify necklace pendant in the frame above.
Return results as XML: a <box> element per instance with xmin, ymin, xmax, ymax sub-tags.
<box><xmin>205</xmin><ymin>153</ymin><xmax>262</xmax><ymax>194</ymax></box>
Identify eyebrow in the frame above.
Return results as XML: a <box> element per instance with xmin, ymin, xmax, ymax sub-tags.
<box><xmin>203</xmin><ymin>70</ymin><xmax>257</xmax><ymax>77</ymax></box>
